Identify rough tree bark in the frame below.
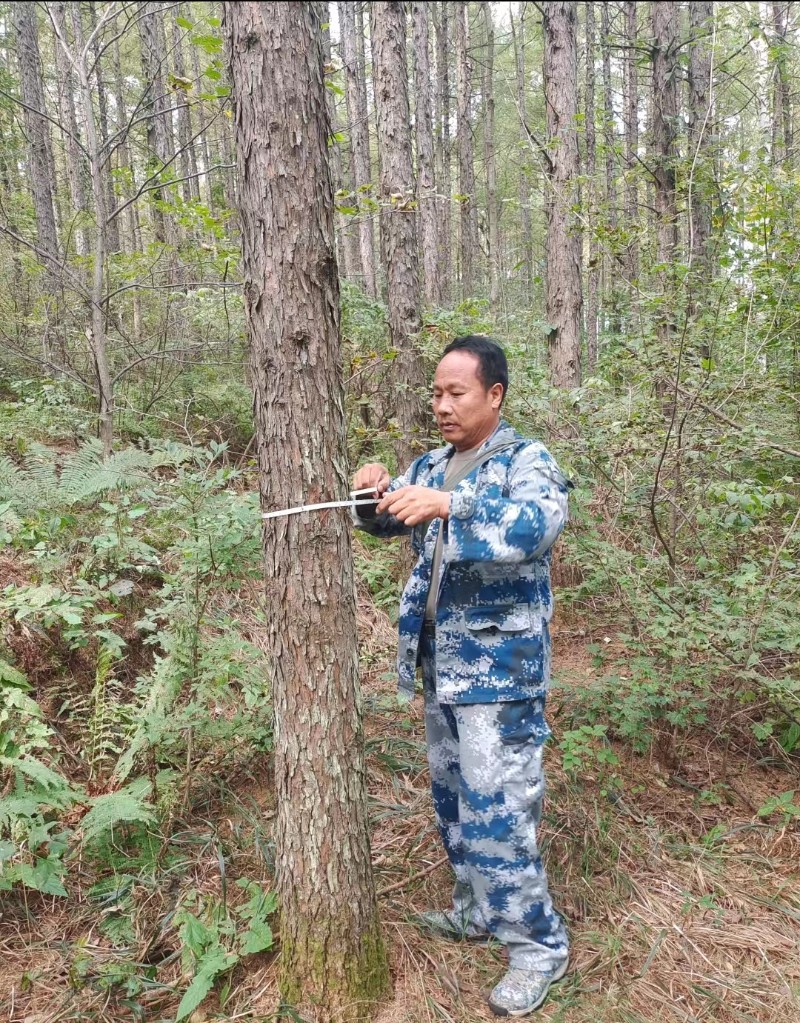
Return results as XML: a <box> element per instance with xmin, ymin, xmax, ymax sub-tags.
<box><xmin>455</xmin><ymin>2</ymin><xmax>478</xmax><ymax>298</ymax></box>
<box><xmin>13</xmin><ymin>2</ymin><xmax>60</xmax><ymax>266</ymax></box>
<box><xmin>412</xmin><ymin>2</ymin><xmax>440</xmax><ymax>307</ymax></box>
<box><xmin>224</xmin><ymin>3</ymin><xmax>390</xmax><ymax>1018</ymax></box>
<box><xmin>434</xmin><ymin>1</ymin><xmax>452</xmax><ymax>303</ymax></box>
<box><xmin>543</xmin><ymin>1</ymin><xmax>582</xmax><ymax>389</ymax></box>
<box><xmin>370</xmin><ymin>0</ymin><xmax>429</xmax><ymax>467</ymax></box>
<box><xmin>651</xmin><ymin>1</ymin><xmax>680</xmax><ymax>355</ymax></box>
<box><xmin>585</xmin><ymin>1</ymin><xmax>599</xmax><ymax>371</ymax></box>
<box><xmin>623</xmin><ymin>0</ymin><xmax>639</xmax><ymax>284</ymax></box>
<box><xmin>483</xmin><ymin>2</ymin><xmax>500</xmax><ymax>308</ymax></box>
<box><xmin>340</xmin><ymin>1</ymin><xmax>376</xmax><ymax>297</ymax></box>
<box><xmin>510</xmin><ymin>3</ymin><xmax>533</xmax><ymax>300</ymax></box>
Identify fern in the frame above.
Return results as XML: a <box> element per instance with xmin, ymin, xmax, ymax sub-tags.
<box><xmin>114</xmin><ymin>656</ymin><xmax>183</xmax><ymax>784</ymax></box>
<box><xmin>80</xmin><ymin>790</ymin><xmax>156</xmax><ymax>845</ymax></box>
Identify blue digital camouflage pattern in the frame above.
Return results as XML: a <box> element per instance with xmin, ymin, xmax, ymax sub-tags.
<box><xmin>420</xmin><ymin>631</ymin><xmax>569</xmax><ymax>972</ymax></box>
<box><xmin>354</xmin><ymin>421</ymin><xmax>569</xmax><ymax>703</ymax></box>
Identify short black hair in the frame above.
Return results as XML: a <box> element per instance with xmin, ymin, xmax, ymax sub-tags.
<box><xmin>441</xmin><ymin>335</ymin><xmax>508</xmax><ymax>404</ymax></box>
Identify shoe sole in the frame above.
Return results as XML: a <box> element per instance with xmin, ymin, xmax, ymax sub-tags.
<box><xmin>487</xmin><ymin>960</ymin><xmax>569</xmax><ymax>1017</ymax></box>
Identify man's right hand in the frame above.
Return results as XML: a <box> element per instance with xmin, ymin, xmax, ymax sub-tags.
<box><xmin>352</xmin><ymin>462</ymin><xmax>392</xmax><ymax>496</ymax></box>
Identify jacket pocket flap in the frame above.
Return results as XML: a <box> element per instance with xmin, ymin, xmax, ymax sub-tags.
<box><xmin>464</xmin><ymin>605</ymin><xmax>531</xmax><ymax>633</ymax></box>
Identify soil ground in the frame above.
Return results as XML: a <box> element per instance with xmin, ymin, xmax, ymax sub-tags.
<box><xmin>1</xmin><ymin>587</ymin><xmax>798</xmax><ymax>1023</ymax></box>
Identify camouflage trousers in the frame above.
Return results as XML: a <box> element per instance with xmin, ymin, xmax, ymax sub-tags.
<box><xmin>420</xmin><ymin>630</ymin><xmax>569</xmax><ymax>972</ymax></box>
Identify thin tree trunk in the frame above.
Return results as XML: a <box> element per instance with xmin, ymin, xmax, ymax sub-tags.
<box><xmin>85</xmin><ymin>3</ymin><xmax>120</xmax><ymax>255</ymax></box>
<box><xmin>543</xmin><ymin>1</ymin><xmax>582</xmax><ymax>389</ymax></box>
<box><xmin>771</xmin><ymin>2</ymin><xmax>792</xmax><ymax>168</ymax></box>
<box><xmin>601</xmin><ymin>2</ymin><xmax>619</xmax><ymax>331</ymax></box>
<box><xmin>171</xmin><ymin>6</ymin><xmax>201</xmax><ymax>205</ymax></box>
<box><xmin>138</xmin><ymin>1</ymin><xmax>175</xmax><ymax>244</ymax></box>
<box><xmin>510</xmin><ymin>4</ymin><xmax>533</xmax><ymax>301</ymax></box>
<box><xmin>601</xmin><ymin>3</ymin><xmax>617</xmax><ymax>230</ymax></box>
<box><xmin>652</xmin><ymin>1</ymin><xmax>680</xmax><ymax>357</ymax></box>
<box><xmin>688</xmin><ymin>1</ymin><xmax>714</xmax><ymax>290</ymax></box>
<box><xmin>483</xmin><ymin>3</ymin><xmax>500</xmax><ymax>309</ymax></box>
<box><xmin>112</xmin><ymin>36</ymin><xmax>141</xmax><ymax>256</ymax></box>
<box><xmin>13</xmin><ymin>3</ymin><xmax>59</xmax><ymax>267</ymax></box>
<box><xmin>434</xmin><ymin>1</ymin><xmax>452</xmax><ymax>303</ymax></box>
<box><xmin>52</xmin><ymin>2</ymin><xmax>87</xmax><ymax>256</ymax></box>
<box><xmin>585</xmin><ymin>1</ymin><xmax>599</xmax><ymax>371</ymax></box>
<box><xmin>370</xmin><ymin>0</ymin><xmax>428</xmax><ymax>467</ymax></box>
<box><xmin>412</xmin><ymin>2</ymin><xmax>440</xmax><ymax>307</ymax></box>
<box><xmin>455</xmin><ymin>2</ymin><xmax>478</xmax><ymax>299</ymax></box>
<box><xmin>340</xmin><ymin>1</ymin><xmax>376</xmax><ymax>297</ymax></box>
<box><xmin>224</xmin><ymin>4</ymin><xmax>389</xmax><ymax>1016</ymax></box>
<box><xmin>62</xmin><ymin>8</ymin><xmax>115</xmax><ymax>457</ymax></box>
<box><xmin>623</xmin><ymin>0</ymin><xmax>639</xmax><ymax>285</ymax></box>
<box><xmin>191</xmin><ymin>38</ymin><xmax>214</xmax><ymax>210</ymax></box>
<box><xmin>323</xmin><ymin>18</ymin><xmax>358</xmax><ymax>283</ymax></box>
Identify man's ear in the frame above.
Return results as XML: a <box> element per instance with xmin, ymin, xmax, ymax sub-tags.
<box><xmin>490</xmin><ymin>383</ymin><xmax>504</xmax><ymax>409</ymax></box>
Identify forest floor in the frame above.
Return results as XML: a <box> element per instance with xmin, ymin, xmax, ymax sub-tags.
<box><xmin>2</xmin><ymin>566</ymin><xmax>799</xmax><ymax>1023</ymax></box>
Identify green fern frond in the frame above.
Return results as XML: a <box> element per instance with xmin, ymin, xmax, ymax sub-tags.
<box><xmin>114</xmin><ymin>657</ymin><xmax>182</xmax><ymax>784</ymax></box>
<box><xmin>80</xmin><ymin>790</ymin><xmax>156</xmax><ymax>845</ymax></box>
<box><xmin>59</xmin><ymin>443</ymin><xmax>153</xmax><ymax>504</ymax></box>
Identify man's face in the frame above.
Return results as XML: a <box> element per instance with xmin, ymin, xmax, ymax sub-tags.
<box><xmin>432</xmin><ymin>351</ymin><xmax>503</xmax><ymax>452</ymax></box>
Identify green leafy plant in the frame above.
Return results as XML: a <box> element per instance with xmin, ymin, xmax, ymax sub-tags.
<box><xmin>174</xmin><ymin>880</ymin><xmax>277</xmax><ymax>1020</ymax></box>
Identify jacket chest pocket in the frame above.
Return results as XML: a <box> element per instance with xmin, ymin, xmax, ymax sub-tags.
<box><xmin>464</xmin><ymin>604</ymin><xmax>532</xmax><ymax>635</ymax></box>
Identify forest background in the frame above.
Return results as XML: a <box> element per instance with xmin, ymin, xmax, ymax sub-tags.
<box><xmin>0</xmin><ymin>2</ymin><xmax>798</xmax><ymax>1022</ymax></box>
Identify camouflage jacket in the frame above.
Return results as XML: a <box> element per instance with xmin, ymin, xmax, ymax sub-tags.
<box><xmin>354</xmin><ymin>422</ymin><xmax>569</xmax><ymax>703</ymax></box>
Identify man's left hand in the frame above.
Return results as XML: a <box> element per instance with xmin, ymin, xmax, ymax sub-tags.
<box><xmin>376</xmin><ymin>485</ymin><xmax>449</xmax><ymax>526</ymax></box>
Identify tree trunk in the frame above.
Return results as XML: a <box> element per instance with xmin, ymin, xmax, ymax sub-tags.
<box><xmin>63</xmin><ymin>7</ymin><xmax>115</xmax><ymax>457</ymax></box>
<box><xmin>85</xmin><ymin>3</ymin><xmax>120</xmax><ymax>256</ymax></box>
<box><xmin>600</xmin><ymin>2</ymin><xmax>619</xmax><ymax>331</ymax></box>
<box><xmin>434</xmin><ymin>1</ymin><xmax>452</xmax><ymax>303</ymax></box>
<box><xmin>191</xmin><ymin>37</ymin><xmax>215</xmax><ymax>211</ymax></box>
<box><xmin>138</xmin><ymin>1</ymin><xmax>175</xmax><ymax>244</ymax></box>
<box><xmin>171</xmin><ymin>6</ymin><xmax>201</xmax><ymax>205</ymax></box>
<box><xmin>483</xmin><ymin>3</ymin><xmax>500</xmax><ymax>309</ymax></box>
<box><xmin>224</xmin><ymin>4</ymin><xmax>389</xmax><ymax>1017</ymax></box>
<box><xmin>623</xmin><ymin>0</ymin><xmax>639</xmax><ymax>285</ymax></box>
<box><xmin>543</xmin><ymin>1</ymin><xmax>582</xmax><ymax>389</ymax></box>
<box><xmin>688</xmin><ymin>1</ymin><xmax>714</xmax><ymax>289</ymax></box>
<box><xmin>601</xmin><ymin>3</ymin><xmax>617</xmax><ymax>230</ymax></box>
<box><xmin>771</xmin><ymin>2</ymin><xmax>792</xmax><ymax>168</ymax></box>
<box><xmin>340</xmin><ymin>1</ymin><xmax>377</xmax><ymax>297</ymax></box>
<box><xmin>323</xmin><ymin>18</ymin><xmax>358</xmax><ymax>284</ymax></box>
<box><xmin>371</xmin><ymin>0</ymin><xmax>428</xmax><ymax>467</ymax></box>
<box><xmin>112</xmin><ymin>36</ymin><xmax>142</xmax><ymax>256</ymax></box>
<box><xmin>585</xmin><ymin>1</ymin><xmax>599</xmax><ymax>371</ymax></box>
<box><xmin>13</xmin><ymin>2</ymin><xmax>59</xmax><ymax>267</ymax></box>
<box><xmin>52</xmin><ymin>2</ymin><xmax>87</xmax><ymax>256</ymax></box>
<box><xmin>455</xmin><ymin>2</ymin><xmax>478</xmax><ymax>299</ymax></box>
<box><xmin>412</xmin><ymin>2</ymin><xmax>440</xmax><ymax>308</ymax></box>
<box><xmin>510</xmin><ymin>4</ymin><xmax>533</xmax><ymax>301</ymax></box>
<box><xmin>651</xmin><ymin>1</ymin><xmax>680</xmax><ymax>356</ymax></box>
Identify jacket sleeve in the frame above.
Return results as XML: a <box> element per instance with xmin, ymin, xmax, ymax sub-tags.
<box><xmin>351</xmin><ymin>457</ymin><xmax>422</xmax><ymax>539</ymax></box>
<box><xmin>442</xmin><ymin>444</ymin><xmax>568</xmax><ymax>564</ymax></box>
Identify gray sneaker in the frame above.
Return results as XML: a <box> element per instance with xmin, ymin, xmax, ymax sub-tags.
<box><xmin>415</xmin><ymin>908</ymin><xmax>491</xmax><ymax>943</ymax></box>
<box><xmin>487</xmin><ymin>961</ymin><xmax>568</xmax><ymax>1016</ymax></box>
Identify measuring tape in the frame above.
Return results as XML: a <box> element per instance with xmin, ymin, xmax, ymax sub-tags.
<box><xmin>261</xmin><ymin>488</ymin><xmax>379</xmax><ymax>520</ymax></box>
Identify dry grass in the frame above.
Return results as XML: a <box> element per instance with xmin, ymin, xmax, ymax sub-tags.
<box><xmin>1</xmin><ymin>592</ymin><xmax>799</xmax><ymax>1023</ymax></box>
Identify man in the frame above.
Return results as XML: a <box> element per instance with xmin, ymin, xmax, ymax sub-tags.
<box><xmin>352</xmin><ymin>335</ymin><xmax>570</xmax><ymax>1017</ymax></box>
